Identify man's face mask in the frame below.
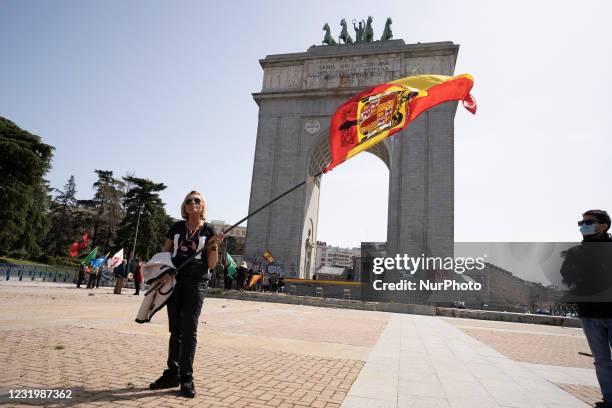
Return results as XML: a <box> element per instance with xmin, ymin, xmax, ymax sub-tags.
<box><xmin>579</xmin><ymin>220</ymin><xmax>599</xmax><ymax>236</ymax></box>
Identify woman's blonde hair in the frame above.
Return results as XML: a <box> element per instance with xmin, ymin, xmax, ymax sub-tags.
<box><xmin>181</xmin><ymin>190</ymin><xmax>207</xmax><ymax>221</ymax></box>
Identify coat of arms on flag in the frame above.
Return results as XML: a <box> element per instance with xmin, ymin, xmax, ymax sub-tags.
<box><xmin>358</xmin><ymin>89</ymin><xmax>416</xmax><ymax>141</ymax></box>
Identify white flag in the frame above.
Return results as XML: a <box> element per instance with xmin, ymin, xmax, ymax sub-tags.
<box><xmin>107</xmin><ymin>249</ymin><xmax>124</xmax><ymax>269</ymax></box>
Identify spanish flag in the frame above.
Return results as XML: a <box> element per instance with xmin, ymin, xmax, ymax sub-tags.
<box><xmin>247</xmin><ymin>274</ymin><xmax>262</xmax><ymax>288</ymax></box>
<box><xmin>323</xmin><ymin>74</ymin><xmax>476</xmax><ymax>173</ymax></box>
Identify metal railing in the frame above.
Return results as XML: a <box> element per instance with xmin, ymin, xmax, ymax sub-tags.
<box><xmin>0</xmin><ymin>263</ymin><xmax>80</xmax><ymax>284</ymax></box>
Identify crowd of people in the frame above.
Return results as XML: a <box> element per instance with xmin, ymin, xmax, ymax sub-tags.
<box><xmin>76</xmin><ymin>257</ymin><xmax>143</xmax><ymax>295</ymax></box>
<box><xmin>210</xmin><ymin>260</ymin><xmax>286</xmax><ymax>292</ymax></box>
<box><xmin>75</xmin><ymin>251</ymin><xmax>287</xmax><ymax>296</ymax></box>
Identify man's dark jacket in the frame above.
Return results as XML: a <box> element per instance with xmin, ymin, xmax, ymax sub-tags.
<box><xmin>560</xmin><ymin>233</ymin><xmax>612</xmax><ymax>318</ymax></box>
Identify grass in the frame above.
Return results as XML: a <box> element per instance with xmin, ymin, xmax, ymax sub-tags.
<box><xmin>0</xmin><ymin>257</ymin><xmax>49</xmax><ymax>266</ymax></box>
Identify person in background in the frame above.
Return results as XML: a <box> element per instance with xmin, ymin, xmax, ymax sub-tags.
<box><xmin>262</xmin><ymin>271</ymin><xmax>270</xmax><ymax>292</ymax></box>
<box><xmin>561</xmin><ymin>209</ymin><xmax>612</xmax><ymax>408</ymax></box>
<box><xmin>133</xmin><ymin>259</ymin><xmax>143</xmax><ymax>295</ymax></box>
<box><xmin>236</xmin><ymin>261</ymin><xmax>247</xmax><ymax>292</ymax></box>
<box><xmin>94</xmin><ymin>266</ymin><xmax>103</xmax><ymax>288</ymax></box>
<box><xmin>223</xmin><ymin>261</ymin><xmax>233</xmax><ymax>290</ymax></box>
<box><xmin>277</xmin><ymin>270</ymin><xmax>285</xmax><ymax>293</ymax></box>
<box><xmin>246</xmin><ymin>268</ymin><xmax>254</xmax><ymax>291</ymax></box>
<box><xmin>255</xmin><ymin>268</ymin><xmax>263</xmax><ymax>292</ymax></box>
<box><xmin>217</xmin><ymin>262</ymin><xmax>226</xmax><ymax>288</ymax></box>
<box><xmin>86</xmin><ymin>267</ymin><xmax>97</xmax><ymax>289</ymax></box>
<box><xmin>77</xmin><ymin>264</ymin><xmax>85</xmax><ymax>288</ymax></box>
<box><xmin>114</xmin><ymin>259</ymin><xmax>128</xmax><ymax>294</ymax></box>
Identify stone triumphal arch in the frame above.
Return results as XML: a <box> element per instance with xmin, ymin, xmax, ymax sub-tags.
<box><xmin>245</xmin><ymin>40</ymin><xmax>459</xmax><ymax>280</ymax></box>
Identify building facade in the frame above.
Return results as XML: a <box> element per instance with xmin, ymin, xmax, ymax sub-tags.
<box><xmin>315</xmin><ymin>241</ymin><xmax>360</xmax><ymax>271</ymax></box>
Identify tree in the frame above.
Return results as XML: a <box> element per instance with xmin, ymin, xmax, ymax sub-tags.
<box><xmin>91</xmin><ymin>170</ymin><xmax>124</xmax><ymax>253</ymax></box>
<box><xmin>115</xmin><ymin>176</ymin><xmax>172</xmax><ymax>261</ymax></box>
<box><xmin>44</xmin><ymin>175</ymin><xmax>80</xmax><ymax>256</ymax></box>
<box><xmin>17</xmin><ymin>179</ymin><xmax>53</xmax><ymax>255</ymax></box>
<box><xmin>0</xmin><ymin>117</ymin><xmax>54</xmax><ymax>255</ymax></box>
<box><xmin>225</xmin><ymin>236</ymin><xmax>245</xmax><ymax>255</ymax></box>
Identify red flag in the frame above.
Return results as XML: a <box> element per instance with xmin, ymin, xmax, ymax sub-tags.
<box><xmin>69</xmin><ymin>242</ymin><xmax>79</xmax><ymax>258</ymax></box>
<box><xmin>78</xmin><ymin>233</ymin><xmax>89</xmax><ymax>250</ymax></box>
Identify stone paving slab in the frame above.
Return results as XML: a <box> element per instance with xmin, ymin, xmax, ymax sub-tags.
<box><xmin>0</xmin><ymin>325</ymin><xmax>361</xmax><ymax>407</ymax></box>
<box><xmin>342</xmin><ymin>314</ymin><xmax>593</xmax><ymax>408</ymax></box>
<box><xmin>0</xmin><ymin>282</ymin><xmax>389</xmax><ymax>407</ymax></box>
<box><xmin>554</xmin><ymin>384</ymin><xmax>603</xmax><ymax>408</ymax></box>
<box><xmin>447</xmin><ymin>318</ymin><xmax>593</xmax><ymax>369</ymax></box>
<box><xmin>0</xmin><ymin>282</ymin><xmax>605</xmax><ymax>408</ymax></box>
<box><xmin>522</xmin><ymin>363</ymin><xmax>598</xmax><ymax>387</ymax></box>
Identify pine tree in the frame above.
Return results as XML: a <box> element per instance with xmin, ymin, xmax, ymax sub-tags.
<box><xmin>115</xmin><ymin>176</ymin><xmax>172</xmax><ymax>261</ymax></box>
<box><xmin>91</xmin><ymin>170</ymin><xmax>124</xmax><ymax>253</ymax></box>
<box><xmin>0</xmin><ymin>117</ymin><xmax>54</xmax><ymax>255</ymax></box>
<box><xmin>17</xmin><ymin>179</ymin><xmax>53</xmax><ymax>255</ymax></box>
<box><xmin>45</xmin><ymin>175</ymin><xmax>79</xmax><ymax>256</ymax></box>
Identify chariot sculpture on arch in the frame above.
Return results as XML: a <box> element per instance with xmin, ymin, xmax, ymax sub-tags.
<box><xmin>352</xmin><ymin>19</ymin><xmax>365</xmax><ymax>43</ymax></box>
<box><xmin>322</xmin><ymin>17</ymin><xmax>392</xmax><ymax>45</ymax></box>
<box><xmin>381</xmin><ymin>17</ymin><xmax>393</xmax><ymax>41</ymax></box>
<box><xmin>363</xmin><ymin>16</ymin><xmax>374</xmax><ymax>42</ymax></box>
<box><xmin>339</xmin><ymin>18</ymin><xmax>353</xmax><ymax>44</ymax></box>
<box><xmin>322</xmin><ymin>23</ymin><xmax>336</xmax><ymax>45</ymax></box>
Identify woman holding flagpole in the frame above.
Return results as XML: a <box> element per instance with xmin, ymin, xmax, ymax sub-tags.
<box><xmin>149</xmin><ymin>190</ymin><xmax>223</xmax><ymax>398</ymax></box>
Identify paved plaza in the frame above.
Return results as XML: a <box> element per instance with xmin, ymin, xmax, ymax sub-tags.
<box><xmin>0</xmin><ymin>281</ymin><xmax>603</xmax><ymax>407</ymax></box>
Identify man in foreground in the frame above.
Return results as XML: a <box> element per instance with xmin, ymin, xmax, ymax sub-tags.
<box><xmin>561</xmin><ymin>209</ymin><xmax>612</xmax><ymax>408</ymax></box>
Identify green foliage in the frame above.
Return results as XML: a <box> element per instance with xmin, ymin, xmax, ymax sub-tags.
<box><xmin>42</xmin><ymin>175</ymin><xmax>81</xmax><ymax>256</ymax></box>
<box><xmin>225</xmin><ymin>236</ymin><xmax>245</xmax><ymax>255</ymax></box>
<box><xmin>0</xmin><ymin>116</ymin><xmax>175</xmax><ymax>266</ymax></box>
<box><xmin>18</xmin><ymin>179</ymin><xmax>53</xmax><ymax>255</ymax></box>
<box><xmin>114</xmin><ymin>176</ymin><xmax>172</xmax><ymax>260</ymax></box>
<box><xmin>91</xmin><ymin>170</ymin><xmax>124</xmax><ymax>253</ymax></box>
<box><xmin>0</xmin><ymin>117</ymin><xmax>54</xmax><ymax>254</ymax></box>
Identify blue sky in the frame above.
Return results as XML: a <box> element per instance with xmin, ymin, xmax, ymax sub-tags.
<box><xmin>1</xmin><ymin>0</ymin><xmax>610</xmax><ymax>247</ymax></box>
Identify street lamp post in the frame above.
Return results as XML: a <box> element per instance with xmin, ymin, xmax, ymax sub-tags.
<box><xmin>129</xmin><ymin>202</ymin><xmax>143</xmax><ymax>267</ymax></box>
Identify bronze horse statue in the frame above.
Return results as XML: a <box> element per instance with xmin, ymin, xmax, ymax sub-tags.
<box><xmin>322</xmin><ymin>23</ymin><xmax>337</xmax><ymax>45</ymax></box>
<box><xmin>339</xmin><ymin>18</ymin><xmax>353</xmax><ymax>44</ymax></box>
<box><xmin>381</xmin><ymin>17</ymin><xmax>393</xmax><ymax>41</ymax></box>
<box><xmin>363</xmin><ymin>16</ymin><xmax>374</xmax><ymax>42</ymax></box>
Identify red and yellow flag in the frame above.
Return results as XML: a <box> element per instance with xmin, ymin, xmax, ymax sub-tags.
<box><xmin>247</xmin><ymin>274</ymin><xmax>262</xmax><ymax>288</ymax></box>
<box><xmin>323</xmin><ymin>74</ymin><xmax>476</xmax><ymax>172</ymax></box>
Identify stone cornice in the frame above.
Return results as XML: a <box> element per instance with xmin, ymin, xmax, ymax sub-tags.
<box><xmin>259</xmin><ymin>40</ymin><xmax>459</xmax><ymax>68</ymax></box>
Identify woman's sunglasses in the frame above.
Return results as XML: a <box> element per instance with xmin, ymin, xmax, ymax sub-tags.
<box><xmin>577</xmin><ymin>220</ymin><xmax>598</xmax><ymax>226</ymax></box>
<box><xmin>185</xmin><ymin>198</ymin><xmax>202</xmax><ymax>205</ymax></box>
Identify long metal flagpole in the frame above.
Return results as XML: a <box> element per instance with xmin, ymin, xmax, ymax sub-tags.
<box><xmin>174</xmin><ymin>170</ymin><xmax>324</xmax><ymax>274</ymax></box>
